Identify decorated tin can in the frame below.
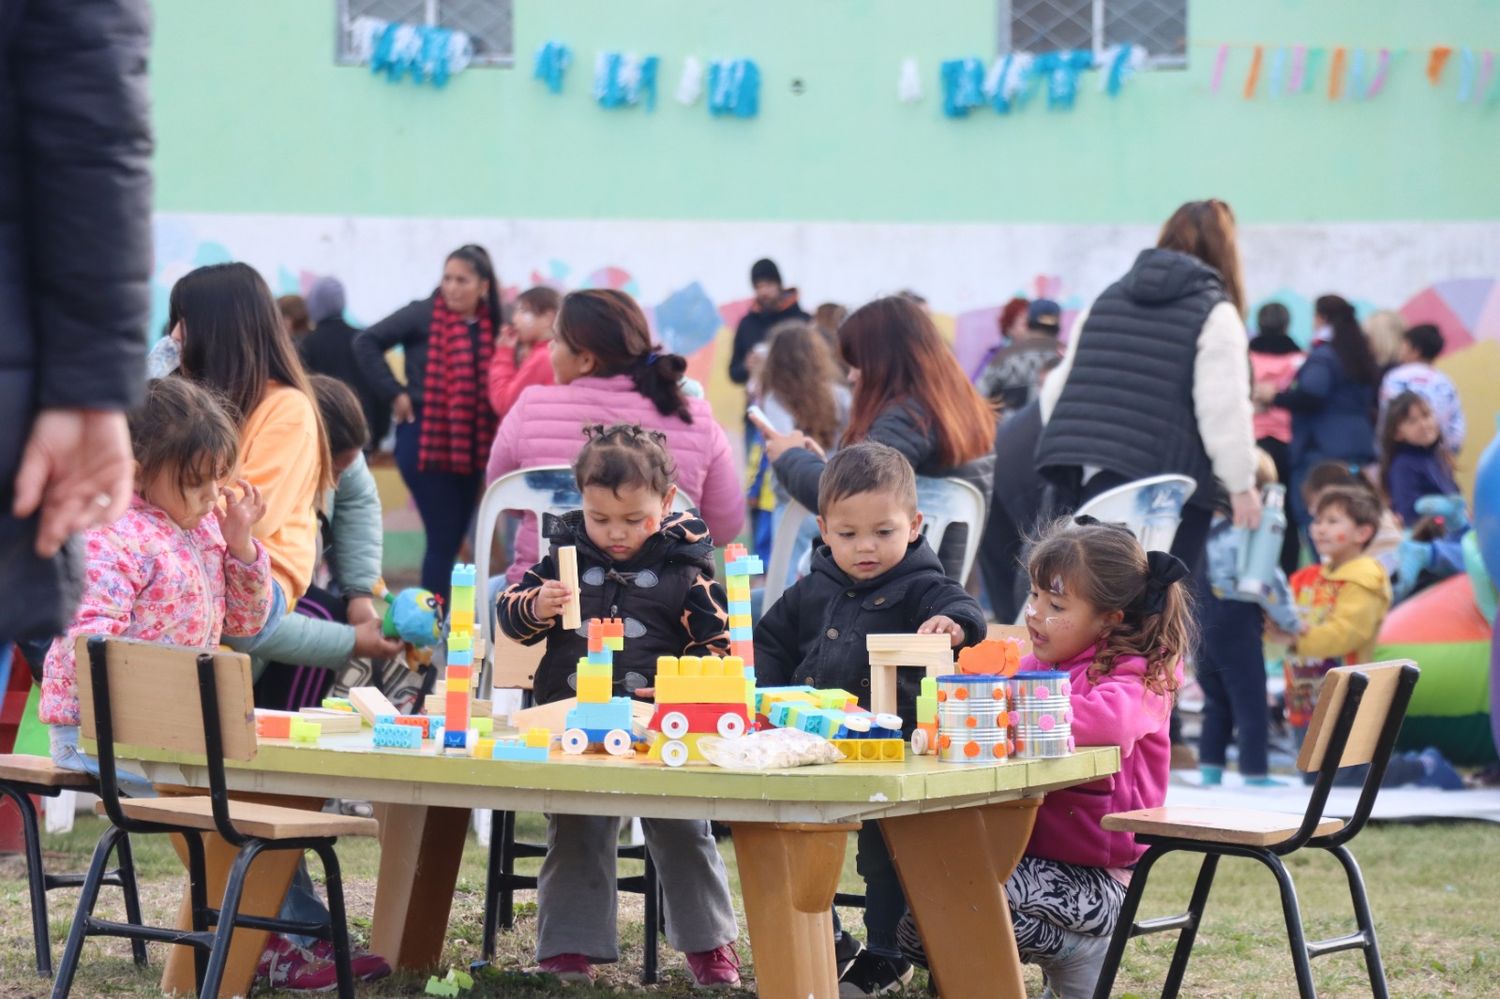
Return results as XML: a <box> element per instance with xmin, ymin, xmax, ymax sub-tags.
<box><xmin>936</xmin><ymin>727</ymin><xmax>1010</xmax><ymax>763</ymax></box>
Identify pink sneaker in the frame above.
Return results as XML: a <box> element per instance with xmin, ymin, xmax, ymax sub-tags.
<box><xmin>308</xmin><ymin>938</ymin><xmax>392</xmax><ymax>982</ymax></box>
<box><xmin>539</xmin><ymin>952</ymin><xmax>596</xmax><ymax>984</ymax></box>
<box><xmin>256</xmin><ymin>935</ymin><xmax>339</xmax><ymax>991</ymax></box>
<box><xmin>686</xmin><ymin>943</ymin><xmax>742</xmax><ymax>989</ymax></box>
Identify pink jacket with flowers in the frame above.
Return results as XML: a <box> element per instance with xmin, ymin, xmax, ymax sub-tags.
<box><xmin>41</xmin><ymin>497</ymin><xmax>273</xmax><ymax>727</ymax></box>
<box><xmin>1025</xmin><ymin>646</ymin><xmax>1177</xmax><ymax>869</ymax></box>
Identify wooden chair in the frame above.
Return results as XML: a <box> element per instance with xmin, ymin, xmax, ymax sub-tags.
<box><xmin>471</xmin><ymin>466</ymin><xmax>671</xmax><ymax>982</ymax></box>
<box><xmin>1091</xmin><ymin>661</ymin><xmax>1420</xmax><ymax>999</ymax></box>
<box><xmin>0</xmin><ymin>755</ymin><xmax>145</xmax><ymax>977</ymax></box>
<box><xmin>51</xmin><ymin>637</ymin><xmax>378</xmax><ymax>999</ymax></box>
<box><xmin>763</xmin><ymin>474</ymin><xmax>988</xmax><ymax>608</ymax></box>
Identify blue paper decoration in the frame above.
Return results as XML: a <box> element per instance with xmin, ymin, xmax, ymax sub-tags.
<box><xmin>940</xmin><ymin>58</ymin><xmax>985</xmax><ymax>116</ymax></box>
<box><xmin>1100</xmin><ymin>44</ymin><xmax>1145</xmax><ymax>97</ymax></box>
<box><xmin>593</xmin><ymin>52</ymin><xmax>661</xmax><ymax>110</ymax></box>
<box><xmin>1267</xmin><ymin>46</ymin><xmax>1287</xmax><ymax>97</ymax></box>
<box><xmin>1457</xmin><ymin>47</ymin><xmax>1477</xmax><ymax>103</ymax></box>
<box><xmin>362</xmin><ymin>19</ymin><xmax>473</xmax><ymax>86</ymax></box>
<box><xmin>707</xmin><ymin>59</ymin><xmax>760</xmax><ymax>117</ymax></box>
<box><xmin>1034</xmin><ymin>49</ymin><xmax>1095</xmax><ymax>109</ymax></box>
<box><xmin>534</xmin><ymin>40</ymin><xmax>572</xmax><ymax>93</ymax></box>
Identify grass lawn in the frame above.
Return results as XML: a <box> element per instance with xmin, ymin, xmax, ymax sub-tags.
<box><xmin>1</xmin><ymin>813</ymin><xmax>1497</xmax><ymax>997</ymax></box>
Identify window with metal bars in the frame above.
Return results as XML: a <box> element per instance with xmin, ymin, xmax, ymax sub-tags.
<box><xmin>1002</xmin><ymin>0</ymin><xmax>1187</xmax><ymax>68</ymax></box>
<box><xmin>336</xmin><ymin>0</ymin><xmax>514</xmax><ymax>66</ymax></box>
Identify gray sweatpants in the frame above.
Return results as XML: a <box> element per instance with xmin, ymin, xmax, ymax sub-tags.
<box><xmin>536</xmin><ymin>814</ymin><xmax>739</xmax><ymax>963</ymax></box>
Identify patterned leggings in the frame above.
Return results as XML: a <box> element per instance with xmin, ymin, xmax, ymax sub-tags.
<box><xmin>897</xmin><ymin>856</ymin><xmax>1126</xmax><ymax>965</ymax></box>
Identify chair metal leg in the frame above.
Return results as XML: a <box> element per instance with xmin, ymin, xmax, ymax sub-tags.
<box><xmin>1255</xmin><ymin>852</ymin><xmax>1317</xmax><ymax>999</ymax></box>
<box><xmin>642</xmin><ymin>850</ymin><xmax>659</xmax><ymax>985</ymax></box>
<box><xmin>481</xmin><ymin>810</ymin><xmax>505</xmax><ymax>959</ymax></box>
<box><xmin>199</xmin><ymin>841</ymin><xmax>264</xmax><ymax>999</ymax></box>
<box><xmin>1161</xmin><ymin>853</ymin><xmax>1219</xmax><ymax>999</ymax></box>
<box><xmin>184</xmin><ymin>832</ymin><xmax>211</xmax><ymax>992</ymax></box>
<box><xmin>1091</xmin><ymin>845</ymin><xmax>1162</xmax><ymax>999</ymax></box>
<box><xmin>114</xmin><ymin>832</ymin><xmax>149</xmax><ymax>968</ymax></box>
<box><xmin>314</xmin><ymin>843</ymin><xmax>358</xmax><ymax>999</ymax></box>
<box><xmin>1327</xmin><ymin>845</ymin><xmax>1388</xmax><ymax>999</ymax></box>
<box><xmin>3</xmin><ymin>785</ymin><xmax>53</xmax><ymax>977</ymax></box>
<box><xmin>498</xmin><ymin>809</ymin><xmax>517</xmax><ymax>931</ymax></box>
<box><xmin>50</xmin><ymin>825</ymin><xmax>125</xmax><ymax>999</ymax></box>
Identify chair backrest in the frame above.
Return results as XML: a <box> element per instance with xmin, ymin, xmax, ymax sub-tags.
<box><xmin>474</xmin><ymin>465</ymin><xmax>694</xmax><ymax>696</ymax></box>
<box><xmin>1284</xmin><ymin>659</ymin><xmax>1420</xmax><ymax>850</ymax></box>
<box><xmin>1071</xmin><ymin>473</ymin><xmax>1196</xmax><ymax>555</ymax></box>
<box><xmin>762</xmin><ymin>475</ymin><xmax>988</xmax><ymax>609</ymax></box>
<box><xmin>78</xmin><ymin>636</ymin><xmax>257</xmax><ymax>762</ymax></box>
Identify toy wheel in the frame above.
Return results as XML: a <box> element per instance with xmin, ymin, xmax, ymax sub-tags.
<box><xmin>716</xmin><ymin>712</ymin><xmax>746</xmax><ymax>738</ymax></box>
<box><xmin>910</xmin><ymin>728</ymin><xmax>929</xmax><ymax>755</ymax></box>
<box><xmin>661</xmin><ymin>740</ymin><xmax>690</xmax><ymax>768</ymax></box>
<box><xmin>603</xmin><ymin>729</ymin><xmax>633</xmax><ymax>756</ymax></box>
<box><xmin>561</xmin><ymin>728</ymin><xmax>589</xmax><ymax>755</ymax></box>
<box><xmin>661</xmin><ymin>711</ymin><xmax>690</xmax><ymax>739</ymax></box>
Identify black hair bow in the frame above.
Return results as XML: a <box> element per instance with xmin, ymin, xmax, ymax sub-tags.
<box><xmin>1133</xmin><ymin>550</ymin><xmax>1189</xmax><ymax>617</ymax></box>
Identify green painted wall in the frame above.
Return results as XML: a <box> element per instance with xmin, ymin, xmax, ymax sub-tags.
<box><xmin>153</xmin><ymin>0</ymin><xmax>1500</xmax><ymax>223</ymax></box>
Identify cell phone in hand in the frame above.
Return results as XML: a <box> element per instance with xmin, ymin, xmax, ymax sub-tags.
<box><xmin>746</xmin><ymin>404</ymin><xmax>774</xmax><ymax>436</ymax></box>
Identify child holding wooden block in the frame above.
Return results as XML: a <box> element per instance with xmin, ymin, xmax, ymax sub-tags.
<box><xmin>495</xmin><ymin>423</ymin><xmax>741</xmax><ymax>987</ymax></box>
<box><xmin>754</xmin><ymin>442</ymin><xmax>985</xmax><ymax>996</ymax></box>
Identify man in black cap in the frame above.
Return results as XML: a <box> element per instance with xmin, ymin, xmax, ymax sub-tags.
<box><xmin>727</xmin><ymin>257</ymin><xmax>808</xmax><ymax>385</ymax></box>
<box><xmin>974</xmin><ymin>298</ymin><xmax>1063</xmax><ymax>412</ymax></box>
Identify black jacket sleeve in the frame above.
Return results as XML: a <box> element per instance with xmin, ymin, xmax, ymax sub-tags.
<box><xmin>866</xmin><ymin>402</ymin><xmax>938</xmax><ymax>471</ymax></box>
<box><xmin>913</xmin><ymin>576</ymin><xmax>988</xmax><ymax>650</ymax></box>
<box><xmin>752</xmin><ymin>584</ymin><xmax>804</xmax><ymax>688</ymax></box>
<box><xmin>354</xmin><ymin>298</ymin><xmax>429</xmax><ymax>404</ymax></box>
<box><xmin>772</xmin><ymin>446</ymin><xmax>828</xmax><ymax>513</ymax></box>
<box><xmin>495</xmin><ymin>554</ymin><xmax>557</xmax><ymax>646</ymax></box>
<box><xmin>16</xmin><ymin>0</ymin><xmax>152</xmax><ymax>410</ymax></box>
<box><xmin>728</xmin><ymin>316</ymin><xmax>758</xmax><ymax>385</ymax></box>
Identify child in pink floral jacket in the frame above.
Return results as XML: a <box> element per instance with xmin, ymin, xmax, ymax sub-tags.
<box><xmin>42</xmin><ymin>378</ymin><xmax>272</xmax><ymax>772</ymax></box>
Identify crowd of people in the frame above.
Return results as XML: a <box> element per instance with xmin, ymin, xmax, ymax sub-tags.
<box><xmin>10</xmin><ymin>197</ymin><xmax>1481</xmax><ymax>993</ymax></box>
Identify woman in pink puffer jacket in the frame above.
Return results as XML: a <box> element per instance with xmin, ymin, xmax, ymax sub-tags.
<box><xmin>486</xmin><ymin>289</ymin><xmax>745</xmax><ymax>583</ymax></box>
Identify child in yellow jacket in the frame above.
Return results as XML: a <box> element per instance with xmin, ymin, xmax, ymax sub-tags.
<box><xmin>1282</xmin><ymin>485</ymin><xmax>1392</xmax><ymax>739</ymax></box>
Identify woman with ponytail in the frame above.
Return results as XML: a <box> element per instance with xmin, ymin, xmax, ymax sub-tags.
<box><xmin>1255</xmin><ymin>293</ymin><xmax>1379</xmax><ymax>527</ymax></box>
<box><xmin>355</xmin><ymin>244</ymin><xmax>501</xmax><ymax>599</ymax></box>
<box><xmin>487</xmin><ymin>289</ymin><xmax>743</xmax><ymax>583</ymax></box>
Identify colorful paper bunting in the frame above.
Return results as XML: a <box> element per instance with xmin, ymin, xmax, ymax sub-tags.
<box><xmin>1243</xmin><ymin>45</ymin><xmax>1264</xmax><ymax>99</ymax></box>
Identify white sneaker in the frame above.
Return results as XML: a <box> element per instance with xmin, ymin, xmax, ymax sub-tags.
<box><xmin>1037</xmin><ymin>928</ymin><xmax>1112</xmax><ymax>999</ymax></box>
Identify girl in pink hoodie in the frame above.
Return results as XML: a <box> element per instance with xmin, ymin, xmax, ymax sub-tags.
<box><xmin>42</xmin><ymin>377</ymin><xmax>272</xmax><ymax>784</ymax></box>
<box><xmin>899</xmin><ymin>517</ymin><xmax>1191</xmax><ymax>997</ymax></box>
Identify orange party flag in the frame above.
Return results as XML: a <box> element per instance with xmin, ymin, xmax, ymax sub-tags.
<box><xmin>1427</xmin><ymin>45</ymin><xmax>1454</xmax><ymax>84</ymax></box>
<box><xmin>1328</xmin><ymin>47</ymin><xmax>1347</xmax><ymax>99</ymax></box>
<box><xmin>1243</xmin><ymin>45</ymin><xmax>1264</xmax><ymax>99</ymax></box>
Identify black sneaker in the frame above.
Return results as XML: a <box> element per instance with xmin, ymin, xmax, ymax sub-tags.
<box><xmin>834</xmin><ymin>931</ymin><xmax>864</xmax><ymax>977</ymax></box>
<box><xmin>838</xmin><ymin>950</ymin><xmax>913</xmax><ymax>997</ymax></box>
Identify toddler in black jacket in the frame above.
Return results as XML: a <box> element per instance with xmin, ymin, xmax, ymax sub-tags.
<box><xmin>754</xmin><ymin>442</ymin><xmax>985</xmax><ymax>996</ymax></box>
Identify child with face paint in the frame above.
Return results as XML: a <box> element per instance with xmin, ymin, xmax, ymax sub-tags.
<box><xmin>1280</xmin><ymin>486</ymin><xmax>1392</xmax><ymax>745</ymax></box>
<box><xmin>898</xmin><ymin>516</ymin><xmax>1193</xmax><ymax>997</ymax></box>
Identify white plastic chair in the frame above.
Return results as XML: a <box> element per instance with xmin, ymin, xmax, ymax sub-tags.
<box><xmin>474</xmin><ymin>465</ymin><xmax>693</xmax><ymax>698</ymax></box>
<box><xmin>762</xmin><ymin>475</ymin><xmax>988</xmax><ymax>610</ymax></box>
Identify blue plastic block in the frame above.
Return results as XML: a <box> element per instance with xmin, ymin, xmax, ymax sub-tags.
<box><xmin>491</xmin><ymin>740</ymin><xmax>550</xmax><ymax>762</ymax></box>
<box><xmin>565</xmin><ymin>698</ymin><xmax>634</xmax><ymax>733</ymax></box>
<box><xmin>768</xmin><ymin>703</ymin><xmax>793</xmax><ymax>728</ymax></box>
<box><xmin>447</xmin><ymin>646</ymin><xmax>472</xmax><ymax>666</ymax></box>
<box><xmin>586</xmin><ymin>648</ymin><xmax>613</xmax><ymax>666</ymax></box>
<box><xmin>372</xmin><ymin>724</ymin><xmax>422</xmax><ymax>749</ymax></box>
<box><xmin>443</xmin><ymin>729</ymin><xmax>470</xmax><ymax>750</ymax></box>
<box><xmin>729</xmin><ymin>625</ymin><xmax>753</xmax><ymax>641</ymax></box>
<box><xmin>375</xmin><ymin>714</ymin><xmax>397</xmax><ymax>726</ymax></box>
<box><xmin>725</xmin><ymin>556</ymin><xmax>764</xmax><ymax>576</ymax></box>
<box><xmin>450</xmin><ymin>563</ymin><xmax>477</xmax><ymax>588</ymax></box>
<box><xmin>425</xmin><ymin>716</ymin><xmax>445</xmax><ymax>738</ymax></box>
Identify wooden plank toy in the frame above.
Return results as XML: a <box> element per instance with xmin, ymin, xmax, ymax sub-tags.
<box><xmin>296</xmin><ymin>709</ymin><xmax>364</xmax><ymax>735</ymax></box>
<box><xmin>558</xmin><ymin>545</ymin><xmax>582</xmax><ymax>631</ymax></box>
<box><xmin>349</xmin><ymin>686</ymin><xmax>399</xmax><ymax>726</ymax></box>
<box><xmin>865</xmin><ymin>634</ymin><xmax>954</xmax><ymax>717</ymax></box>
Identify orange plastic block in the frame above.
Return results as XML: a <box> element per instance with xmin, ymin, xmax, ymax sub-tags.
<box><xmin>392</xmin><ymin>716</ymin><xmax>428</xmax><ymax>731</ymax></box>
<box><xmin>256</xmin><ymin>715</ymin><xmax>291</xmax><ymax>740</ymax></box>
<box><xmin>446</xmin><ymin>665</ymin><xmax>472</xmax><ymax>683</ymax></box>
<box><xmin>446</xmin><ymin>691</ymin><xmax>470</xmax><ymax>723</ymax></box>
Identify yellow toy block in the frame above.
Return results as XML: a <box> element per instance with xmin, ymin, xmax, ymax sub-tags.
<box><xmin>576</xmin><ymin>674</ymin><xmax>612</xmax><ymax>703</ymax></box>
<box><xmin>728</xmin><ymin>613</ymin><xmax>752</xmax><ymax>630</ymax></box>
<box><xmin>725</xmin><ymin>655</ymin><xmax>745</xmax><ymax>674</ymax></box>
<box><xmin>655</xmin><ymin>674</ymin><xmax>749</xmax><ymax>704</ymax></box>
<box><xmin>473</xmin><ymin>737</ymin><xmax>496</xmax><ymax>759</ymax></box>
<box><xmin>523</xmin><ymin>727</ymin><xmax>552</xmax><ymax>748</ymax></box>
<box><xmin>657</xmin><ymin>656</ymin><xmax>680</xmax><ymax>677</ymax></box>
<box><xmin>699</xmin><ymin>655</ymin><xmax>724</xmax><ymax>675</ymax></box>
<box><xmin>816</xmin><ymin>690</ymin><xmax>858</xmax><ymax>710</ymax></box>
<box><xmin>678</xmin><ymin>656</ymin><xmax>702</xmax><ymax>676</ymax></box>
<box><xmin>576</xmin><ymin>660</ymin><xmax>612</xmax><ymax>678</ymax></box>
<box><xmin>831</xmin><ymin>738</ymin><xmax>906</xmax><ymax>763</ymax></box>
<box><xmin>449</xmin><ymin>606</ymin><xmax>474</xmax><ymax>632</ymax></box>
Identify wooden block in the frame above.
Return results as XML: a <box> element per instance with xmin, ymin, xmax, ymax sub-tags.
<box><xmin>349</xmin><ymin>687</ymin><xmax>399</xmax><ymax>726</ymax></box>
<box><xmin>866</xmin><ymin>633</ymin><xmax>954</xmax><ymax>670</ymax></box>
<box><xmin>558</xmin><ymin>546</ymin><xmax>582</xmax><ymax>631</ymax></box>
<box><xmin>295</xmin><ymin>709</ymin><xmax>364</xmax><ymax>734</ymax></box>
<box><xmin>424</xmin><ymin>694</ymin><xmax>446</xmax><ymax>717</ymax></box>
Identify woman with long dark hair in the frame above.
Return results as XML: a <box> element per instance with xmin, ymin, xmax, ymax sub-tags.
<box><xmin>1256</xmin><ymin>293</ymin><xmax>1380</xmax><ymax>526</ymax></box>
<box><xmin>354</xmin><ymin>244</ymin><xmax>501</xmax><ymax>598</ymax></box>
<box><xmin>486</xmin><ymin>288</ymin><xmax>744</xmax><ymax>583</ymax></box>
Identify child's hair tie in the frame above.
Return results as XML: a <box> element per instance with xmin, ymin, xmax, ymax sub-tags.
<box><xmin>1132</xmin><ymin>550</ymin><xmax>1189</xmax><ymax>616</ymax></box>
<box><xmin>640</xmin><ymin>351</ymin><xmax>660</xmax><ymax>367</ymax></box>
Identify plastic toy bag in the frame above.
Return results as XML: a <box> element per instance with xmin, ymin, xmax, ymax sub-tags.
<box><xmin>698</xmin><ymin>728</ymin><xmax>845</xmax><ymax>771</ymax></box>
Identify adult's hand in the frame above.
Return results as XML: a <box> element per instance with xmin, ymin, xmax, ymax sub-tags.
<box><xmin>352</xmin><ymin>619</ymin><xmax>404</xmax><ymax>659</ymax></box>
<box><xmin>750</xmin><ymin>408</ymin><xmax>823</xmax><ymax>463</ymax></box>
<box><xmin>392</xmin><ymin>392</ymin><xmax>415</xmax><ymax>424</ymax></box>
<box><xmin>1230</xmin><ymin>488</ymin><xmax>1263</xmax><ymax>530</ymax></box>
<box><xmin>12</xmin><ymin>409</ymin><xmax>133</xmax><ymax>557</ymax></box>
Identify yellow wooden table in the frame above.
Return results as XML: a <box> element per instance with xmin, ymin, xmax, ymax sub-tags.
<box><xmin>119</xmin><ymin>735</ymin><xmax>1119</xmax><ymax>998</ymax></box>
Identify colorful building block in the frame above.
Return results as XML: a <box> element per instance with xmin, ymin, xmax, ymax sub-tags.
<box><xmin>491</xmin><ymin>738</ymin><xmax>550</xmax><ymax>762</ymax></box>
<box><xmin>473</xmin><ymin>716</ymin><xmax>494</xmax><ymax>737</ymax></box>
<box><xmin>576</xmin><ymin>673</ymin><xmax>613</xmax><ymax>703</ymax></box>
<box><xmin>256</xmin><ymin>714</ymin><xmax>292</xmax><ymax>740</ymax></box>
<box><xmin>472</xmin><ymin>737</ymin><xmax>495</xmax><ymax>759</ymax></box>
<box><xmin>656</xmin><ymin>673</ymin><xmax>750</xmax><ymax>704</ymax></box>
<box><xmin>320</xmin><ymin>697</ymin><xmax>354</xmax><ymax>713</ymax></box>
<box><xmin>831</xmin><ymin>738</ymin><xmax>905</xmax><ymax>762</ymax></box>
<box><xmin>289</xmin><ymin>719</ymin><xmax>322</xmax><ymax>744</ymax></box>
<box><xmin>522</xmin><ymin>727</ymin><xmax>552</xmax><ymax>748</ymax></box>
<box><xmin>373</xmin><ymin>723</ymin><xmax>422</xmax><ymax>749</ymax></box>
<box><xmin>450</xmin><ymin>563</ymin><xmax>477</xmax><ymax>589</ymax></box>
<box><xmin>443</xmin><ymin>729</ymin><xmax>473</xmax><ymax>750</ymax></box>
<box><xmin>424</xmin><ymin>716</ymin><xmax>445</xmax><ymax>739</ymax></box>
